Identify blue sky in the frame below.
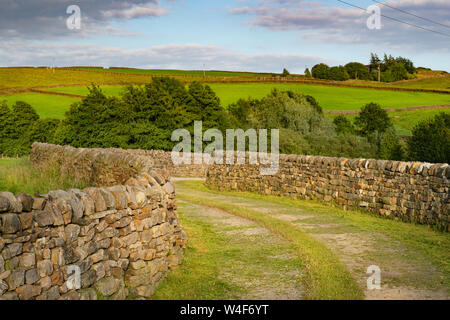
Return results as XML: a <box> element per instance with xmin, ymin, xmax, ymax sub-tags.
<box><xmin>0</xmin><ymin>0</ymin><xmax>449</xmax><ymax>72</ymax></box>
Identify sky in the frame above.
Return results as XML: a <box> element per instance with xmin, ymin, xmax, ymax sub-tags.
<box><xmin>0</xmin><ymin>0</ymin><xmax>449</xmax><ymax>73</ymax></box>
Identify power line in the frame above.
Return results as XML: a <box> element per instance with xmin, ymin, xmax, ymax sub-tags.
<box><xmin>371</xmin><ymin>0</ymin><xmax>450</xmax><ymax>29</ymax></box>
<box><xmin>336</xmin><ymin>0</ymin><xmax>450</xmax><ymax>38</ymax></box>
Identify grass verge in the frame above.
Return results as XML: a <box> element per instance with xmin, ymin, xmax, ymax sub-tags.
<box><xmin>0</xmin><ymin>157</ymin><xmax>87</xmax><ymax>194</ymax></box>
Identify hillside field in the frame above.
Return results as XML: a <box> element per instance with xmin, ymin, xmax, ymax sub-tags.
<box><xmin>0</xmin><ymin>67</ymin><xmax>449</xmax><ymax>135</ymax></box>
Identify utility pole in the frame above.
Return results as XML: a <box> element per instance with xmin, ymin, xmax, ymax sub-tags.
<box><xmin>203</xmin><ymin>63</ymin><xmax>206</xmax><ymax>79</ymax></box>
<box><xmin>52</xmin><ymin>58</ymin><xmax>55</xmax><ymax>74</ymax></box>
<box><xmin>378</xmin><ymin>65</ymin><xmax>381</xmax><ymax>82</ymax></box>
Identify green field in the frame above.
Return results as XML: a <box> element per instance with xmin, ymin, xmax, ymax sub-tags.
<box><xmin>207</xmin><ymin>83</ymin><xmax>450</xmax><ymax>110</ymax></box>
<box><xmin>326</xmin><ymin>108</ymin><xmax>450</xmax><ymax>136</ymax></box>
<box><xmin>43</xmin><ymin>83</ymin><xmax>450</xmax><ymax>110</ymax></box>
<box><xmin>1</xmin><ymin>93</ymin><xmax>78</xmax><ymax>119</ymax></box>
<box><xmin>71</xmin><ymin>67</ymin><xmax>271</xmax><ymax>78</ymax></box>
<box><xmin>1</xmin><ymin>67</ymin><xmax>449</xmax><ymax>136</ymax></box>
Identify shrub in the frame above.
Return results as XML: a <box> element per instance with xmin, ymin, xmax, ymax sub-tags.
<box><xmin>407</xmin><ymin>112</ymin><xmax>449</xmax><ymax>164</ymax></box>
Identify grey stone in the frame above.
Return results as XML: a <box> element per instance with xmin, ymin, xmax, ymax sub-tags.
<box><xmin>37</xmin><ymin>260</ymin><xmax>53</xmax><ymax>277</ymax></box>
<box><xmin>34</xmin><ymin>210</ymin><xmax>54</xmax><ymax>227</ymax></box>
<box><xmin>16</xmin><ymin>193</ymin><xmax>34</xmax><ymax>212</ymax></box>
<box><xmin>0</xmin><ymin>192</ymin><xmax>22</xmax><ymax>213</ymax></box>
<box><xmin>64</xmin><ymin>224</ymin><xmax>80</xmax><ymax>244</ymax></box>
<box><xmin>3</xmin><ymin>243</ymin><xmax>23</xmax><ymax>259</ymax></box>
<box><xmin>0</xmin><ymin>196</ymin><xmax>10</xmax><ymax>212</ymax></box>
<box><xmin>81</xmin><ymin>270</ymin><xmax>97</xmax><ymax>288</ymax></box>
<box><xmin>163</xmin><ymin>182</ymin><xmax>175</xmax><ymax>194</ymax></box>
<box><xmin>0</xmin><ymin>214</ymin><xmax>21</xmax><ymax>234</ymax></box>
<box><xmin>0</xmin><ymin>291</ymin><xmax>18</xmax><ymax>300</ymax></box>
<box><xmin>94</xmin><ymin>277</ymin><xmax>120</xmax><ymax>297</ymax></box>
<box><xmin>7</xmin><ymin>269</ymin><xmax>25</xmax><ymax>290</ymax></box>
<box><xmin>25</xmin><ymin>268</ymin><xmax>40</xmax><ymax>284</ymax></box>
<box><xmin>0</xmin><ymin>279</ymin><xmax>8</xmax><ymax>295</ymax></box>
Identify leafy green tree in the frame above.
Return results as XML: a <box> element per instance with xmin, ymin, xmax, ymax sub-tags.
<box><xmin>381</xmin><ymin>63</ymin><xmax>409</xmax><ymax>82</ymax></box>
<box><xmin>333</xmin><ymin>115</ymin><xmax>355</xmax><ymax>134</ymax></box>
<box><xmin>282</xmin><ymin>68</ymin><xmax>290</xmax><ymax>77</ymax></box>
<box><xmin>354</xmin><ymin>103</ymin><xmax>392</xmax><ymax>137</ymax></box>
<box><xmin>345</xmin><ymin>62</ymin><xmax>370</xmax><ymax>80</ymax></box>
<box><xmin>311</xmin><ymin>63</ymin><xmax>330</xmax><ymax>79</ymax></box>
<box><xmin>396</xmin><ymin>56</ymin><xmax>415</xmax><ymax>74</ymax></box>
<box><xmin>379</xmin><ymin>127</ymin><xmax>404</xmax><ymax>160</ymax></box>
<box><xmin>328</xmin><ymin>66</ymin><xmax>350</xmax><ymax>81</ymax></box>
<box><xmin>407</xmin><ymin>112</ymin><xmax>449</xmax><ymax>163</ymax></box>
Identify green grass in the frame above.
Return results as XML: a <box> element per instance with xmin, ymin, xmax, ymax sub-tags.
<box><xmin>207</xmin><ymin>83</ymin><xmax>450</xmax><ymax>110</ymax></box>
<box><xmin>72</xmin><ymin>67</ymin><xmax>270</xmax><ymax>78</ymax></box>
<box><xmin>0</xmin><ymin>158</ymin><xmax>87</xmax><ymax>194</ymax></box>
<box><xmin>0</xmin><ymin>67</ymin><xmax>153</xmax><ymax>91</ymax></box>
<box><xmin>42</xmin><ymin>85</ymin><xmax>127</xmax><ymax>97</ymax></box>
<box><xmin>42</xmin><ymin>83</ymin><xmax>450</xmax><ymax>111</ymax></box>
<box><xmin>176</xmin><ymin>182</ymin><xmax>364</xmax><ymax>300</ymax></box>
<box><xmin>326</xmin><ymin>108</ymin><xmax>450</xmax><ymax>136</ymax></box>
<box><xmin>1</xmin><ymin>92</ymin><xmax>78</xmax><ymax>119</ymax></box>
<box><xmin>394</xmin><ymin>76</ymin><xmax>450</xmax><ymax>91</ymax></box>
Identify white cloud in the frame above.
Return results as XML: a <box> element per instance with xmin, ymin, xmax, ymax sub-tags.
<box><xmin>0</xmin><ymin>41</ymin><xmax>334</xmax><ymax>74</ymax></box>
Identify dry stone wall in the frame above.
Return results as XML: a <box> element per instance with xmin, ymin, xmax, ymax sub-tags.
<box><xmin>0</xmin><ymin>143</ymin><xmax>186</xmax><ymax>300</ymax></box>
<box><xmin>108</xmin><ymin>148</ymin><xmax>209</xmax><ymax>178</ymax></box>
<box><xmin>205</xmin><ymin>155</ymin><xmax>449</xmax><ymax>231</ymax></box>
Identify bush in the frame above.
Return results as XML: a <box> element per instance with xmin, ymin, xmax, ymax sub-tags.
<box><xmin>407</xmin><ymin>112</ymin><xmax>449</xmax><ymax>164</ymax></box>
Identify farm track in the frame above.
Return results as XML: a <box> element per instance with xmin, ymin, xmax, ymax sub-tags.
<box><xmin>175</xmin><ymin>180</ymin><xmax>450</xmax><ymax>300</ymax></box>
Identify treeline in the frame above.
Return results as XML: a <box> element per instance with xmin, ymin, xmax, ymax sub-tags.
<box><xmin>309</xmin><ymin>53</ymin><xmax>416</xmax><ymax>82</ymax></box>
<box><xmin>0</xmin><ymin>77</ymin><xmax>448</xmax><ymax>163</ymax></box>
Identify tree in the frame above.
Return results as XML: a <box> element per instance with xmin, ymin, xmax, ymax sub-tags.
<box><xmin>396</xmin><ymin>56</ymin><xmax>415</xmax><ymax>74</ymax></box>
<box><xmin>304</xmin><ymin>68</ymin><xmax>312</xmax><ymax>78</ymax></box>
<box><xmin>407</xmin><ymin>112</ymin><xmax>449</xmax><ymax>164</ymax></box>
<box><xmin>369</xmin><ymin>53</ymin><xmax>381</xmax><ymax>72</ymax></box>
<box><xmin>333</xmin><ymin>115</ymin><xmax>355</xmax><ymax>134</ymax></box>
<box><xmin>328</xmin><ymin>66</ymin><xmax>350</xmax><ymax>81</ymax></box>
<box><xmin>282</xmin><ymin>68</ymin><xmax>290</xmax><ymax>77</ymax></box>
<box><xmin>345</xmin><ymin>62</ymin><xmax>370</xmax><ymax>80</ymax></box>
<box><xmin>354</xmin><ymin>103</ymin><xmax>392</xmax><ymax>137</ymax></box>
<box><xmin>311</xmin><ymin>63</ymin><xmax>330</xmax><ymax>79</ymax></box>
<box><xmin>381</xmin><ymin>63</ymin><xmax>409</xmax><ymax>82</ymax></box>
<box><xmin>379</xmin><ymin>127</ymin><xmax>404</xmax><ymax>160</ymax></box>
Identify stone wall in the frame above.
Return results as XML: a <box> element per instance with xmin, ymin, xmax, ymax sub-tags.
<box><xmin>108</xmin><ymin>148</ymin><xmax>209</xmax><ymax>178</ymax></box>
<box><xmin>205</xmin><ymin>155</ymin><xmax>449</xmax><ymax>231</ymax></box>
<box><xmin>0</xmin><ymin>143</ymin><xmax>186</xmax><ymax>300</ymax></box>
